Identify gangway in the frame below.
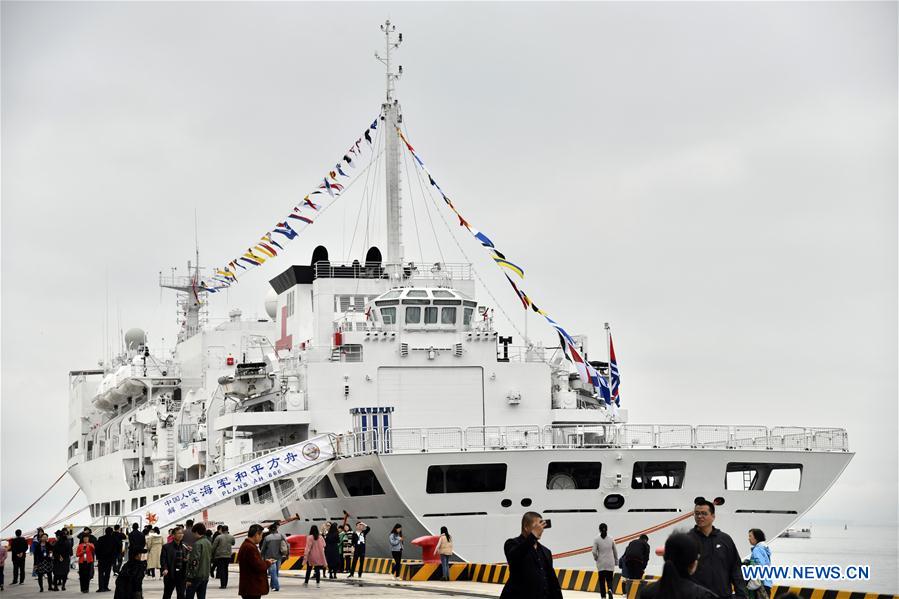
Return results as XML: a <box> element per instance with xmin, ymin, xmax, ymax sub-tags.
<box><xmin>120</xmin><ymin>434</ymin><xmax>337</xmax><ymax>530</ymax></box>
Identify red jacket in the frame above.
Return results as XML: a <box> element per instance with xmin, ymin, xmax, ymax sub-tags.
<box><xmin>237</xmin><ymin>539</ymin><xmax>269</xmax><ymax>597</ymax></box>
<box><xmin>76</xmin><ymin>543</ymin><xmax>95</xmax><ymax>564</ymax></box>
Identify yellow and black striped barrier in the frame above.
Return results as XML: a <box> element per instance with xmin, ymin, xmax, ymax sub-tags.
<box><xmin>259</xmin><ymin>555</ymin><xmax>896</xmax><ymax>598</ymax></box>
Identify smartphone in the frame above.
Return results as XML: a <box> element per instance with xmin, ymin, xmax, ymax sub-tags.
<box><xmin>542</xmin><ymin>519</ymin><xmax>552</xmax><ymax>529</ymax></box>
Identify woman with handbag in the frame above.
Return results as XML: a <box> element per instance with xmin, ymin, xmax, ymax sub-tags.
<box><xmin>746</xmin><ymin>529</ymin><xmax>772</xmax><ymax>599</ymax></box>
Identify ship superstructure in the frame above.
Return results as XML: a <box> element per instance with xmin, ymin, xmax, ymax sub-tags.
<box><xmin>66</xmin><ymin>21</ymin><xmax>852</xmax><ymax>569</ymax></box>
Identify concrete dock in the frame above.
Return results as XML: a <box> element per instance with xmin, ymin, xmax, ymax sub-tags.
<box><xmin>0</xmin><ymin>561</ymin><xmax>598</xmax><ymax>598</ymax></box>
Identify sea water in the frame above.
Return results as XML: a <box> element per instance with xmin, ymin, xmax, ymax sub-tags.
<box><xmin>642</xmin><ymin>523</ymin><xmax>897</xmax><ymax>593</ymax></box>
<box><xmin>765</xmin><ymin>522</ymin><xmax>898</xmax><ymax>594</ymax></box>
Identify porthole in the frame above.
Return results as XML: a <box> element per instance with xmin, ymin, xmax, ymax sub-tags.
<box><xmin>501</xmin><ymin>499</ymin><xmax>512</xmax><ymax>508</ymax></box>
<box><xmin>521</xmin><ymin>498</ymin><xmax>532</xmax><ymax>507</ymax></box>
<box><xmin>604</xmin><ymin>494</ymin><xmax>625</xmax><ymax>510</ymax></box>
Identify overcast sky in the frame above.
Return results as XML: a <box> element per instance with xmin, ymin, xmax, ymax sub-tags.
<box><xmin>2</xmin><ymin>2</ymin><xmax>896</xmax><ymax>536</ymax></box>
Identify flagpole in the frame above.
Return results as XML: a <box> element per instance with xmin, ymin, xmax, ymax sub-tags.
<box><xmin>604</xmin><ymin>322</ymin><xmax>612</xmax><ymax>403</ymax></box>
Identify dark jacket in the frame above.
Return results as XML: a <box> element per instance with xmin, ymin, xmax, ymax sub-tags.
<box><xmin>638</xmin><ymin>577</ymin><xmax>718</xmax><ymax>599</ymax></box>
<box><xmin>52</xmin><ymin>537</ymin><xmax>72</xmax><ymax>576</ymax></box>
<box><xmin>237</xmin><ymin>539</ymin><xmax>269</xmax><ymax>597</ymax></box>
<box><xmin>114</xmin><ymin>559</ymin><xmax>145</xmax><ymax>599</ymax></box>
<box><xmin>324</xmin><ymin>530</ymin><xmax>341</xmax><ymax>568</ymax></box>
<box><xmin>499</xmin><ymin>533</ymin><xmax>563</xmax><ymax>599</ymax></box>
<box><xmin>622</xmin><ymin>538</ymin><xmax>651</xmax><ymax>572</ymax></box>
<box><xmin>351</xmin><ymin>526</ymin><xmax>372</xmax><ymax>557</ymax></box>
<box><xmin>33</xmin><ymin>543</ymin><xmax>52</xmax><ymax>566</ymax></box>
<box><xmin>95</xmin><ymin>533</ymin><xmax>121</xmax><ymax>562</ymax></box>
<box><xmin>128</xmin><ymin>529</ymin><xmax>146</xmax><ymax>553</ymax></box>
<box><xmin>185</xmin><ymin>536</ymin><xmax>212</xmax><ymax>581</ymax></box>
<box><xmin>689</xmin><ymin>527</ymin><xmax>748</xmax><ymax>598</ymax></box>
<box><xmin>160</xmin><ymin>541</ymin><xmax>186</xmax><ymax>577</ymax></box>
<box><xmin>10</xmin><ymin>536</ymin><xmax>29</xmax><ymax>560</ymax></box>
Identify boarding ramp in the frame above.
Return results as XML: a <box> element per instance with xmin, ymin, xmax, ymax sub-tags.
<box><xmin>121</xmin><ymin>434</ymin><xmax>336</xmax><ymax>530</ymax></box>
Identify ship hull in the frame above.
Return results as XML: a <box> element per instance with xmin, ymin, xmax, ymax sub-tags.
<box><xmin>71</xmin><ymin>445</ymin><xmax>851</xmax><ymax>570</ymax></box>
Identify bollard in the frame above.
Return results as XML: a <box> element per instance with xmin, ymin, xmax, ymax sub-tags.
<box><xmin>411</xmin><ymin>535</ymin><xmax>441</xmax><ymax>564</ymax></box>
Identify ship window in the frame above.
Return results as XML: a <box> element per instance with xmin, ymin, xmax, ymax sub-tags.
<box><xmin>463</xmin><ymin>308</ymin><xmax>474</xmax><ymax>327</ymax></box>
<box><xmin>375</xmin><ymin>299</ymin><xmax>399</xmax><ymax>306</ymax></box>
<box><xmin>139</xmin><ymin>496</ymin><xmax>147</xmax><ymax>507</ymax></box>
<box><xmin>302</xmin><ymin>476</ymin><xmax>338</xmax><ymax>499</ymax></box>
<box><xmin>276</xmin><ymin>479</ymin><xmax>296</xmax><ymax>496</ymax></box>
<box><xmin>401</xmin><ymin>299</ymin><xmax>430</xmax><ymax>305</ymax></box>
<box><xmin>546</xmin><ymin>462</ymin><xmax>602</xmax><ymax>490</ymax></box>
<box><xmin>405</xmin><ymin>307</ymin><xmax>421</xmax><ymax>324</ymax></box>
<box><xmin>433</xmin><ymin>290</ymin><xmax>454</xmax><ymax>298</ymax></box>
<box><xmin>383</xmin><ymin>290</ymin><xmax>402</xmax><ymax>299</ymax></box>
<box><xmin>426</xmin><ymin>464</ymin><xmax>507</xmax><ymax>494</ymax></box>
<box><xmin>433</xmin><ymin>299</ymin><xmax>462</xmax><ymax>306</ymax></box>
<box><xmin>406</xmin><ymin>290</ymin><xmax>428</xmax><ymax>298</ymax></box>
<box><xmin>234</xmin><ymin>493</ymin><xmax>251</xmax><ymax>505</ymax></box>
<box><xmin>424</xmin><ymin>307</ymin><xmax>438</xmax><ymax>324</ymax></box>
<box><xmin>337</xmin><ymin>470</ymin><xmax>385</xmax><ymax>496</ymax></box>
<box><xmin>463</xmin><ymin>300</ymin><xmax>477</xmax><ymax>308</ymax></box>
<box><xmin>632</xmin><ymin>461</ymin><xmax>686</xmax><ymax>489</ymax></box>
<box><xmin>254</xmin><ymin>484</ymin><xmax>274</xmax><ymax>503</ymax></box>
<box><xmin>102</xmin><ymin>502</ymin><xmax>110</xmax><ymax>516</ymax></box>
<box><xmin>725</xmin><ymin>463</ymin><xmax>802</xmax><ymax>492</ymax></box>
<box><xmin>604</xmin><ymin>494</ymin><xmax>625</xmax><ymax>509</ymax></box>
<box><xmin>131</xmin><ymin>498</ymin><xmax>139</xmax><ymax>510</ymax></box>
<box><xmin>380</xmin><ymin>308</ymin><xmax>396</xmax><ymax>324</ymax></box>
<box><xmin>441</xmin><ymin>307</ymin><xmax>457</xmax><ymax>324</ymax></box>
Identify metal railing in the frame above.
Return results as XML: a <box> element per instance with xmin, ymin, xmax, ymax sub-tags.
<box><xmin>335</xmin><ymin>424</ymin><xmax>849</xmax><ymax>457</ymax></box>
<box><xmin>313</xmin><ymin>261</ymin><xmax>473</xmax><ymax>282</ymax></box>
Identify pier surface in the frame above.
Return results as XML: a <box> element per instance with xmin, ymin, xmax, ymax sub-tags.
<box><xmin>0</xmin><ymin>561</ymin><xmax>598</xmax><ymax>598</ymax></box>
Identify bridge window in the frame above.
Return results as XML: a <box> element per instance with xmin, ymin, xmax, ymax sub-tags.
<box><xmin>380</xmin><ymin>307</ymin><xmax>396</xmax><ymax>325</ymax></box>
<box><xmin>234</xmin><ymin>493</ymin><xmax>251</xmax><ymax>505</ymax></box>
<box><xmin>547</xmin><ymin>462</ymin><xmax>602</xmax><ymax>490</ymax></box>
<box><xmin>424</xmin><ymin>307</ymin><xmax>438</xmax><ymax>324</ymax></box>
<box><xmin>337</xmin><ymin>470</ymin><xmax>385</xmax><ymax>496</ymax></box>
<box><xmin>254</xmin><ymin>484</ymin><xmax>274</xmax><ymax>503</ymax></box>
<box><xmin>302</xmin><ymin>476</ymin><xmax>338</xmax><ymax>499</ymax></box>
<box><xmin>725</xmin><ymin>463</ymin><xmax>802</xmax><ymax>491</ymax></box>
<box><xmin>463</xmin><ymin>308</ymin><xmax>473</xmax><ymax>327</ymax></box>
<box><xmin>139</xmin><ymin>496</ymin><xmax>147</xmax><ymax>507</ymax></box>
<box><xmin>433</xmin><ymin>290</ymin><xmax>454</xmax><ymax>298</ymax></box>
<box><xmin>405</xmin><ymin>307</ymin><xmax>421</xmax><ymax>324</ymax></box>
<box><xmin>426</xmin><ymin>464</ymin><xmax>507</xmax><ymax>494</ymax></box>
<box><xmin>632</xmin><ymin>461</ymin><xmax>686</xmax><ymax>489</ymax></box>
<box><xmin>441</xmin><ymin>307</ymin><xmax>457</xmax><ymax>324</ymax></box>
<box><xmin>407</xmin><ymin>290</ymin><xmax>428</xmax><ymax>298</ymax></box>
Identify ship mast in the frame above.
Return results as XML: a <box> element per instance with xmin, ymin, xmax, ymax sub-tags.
<box><xmin>376</xmin><ymin>19</ymin><xmax>404</xmax><ymax>266</ymax></box>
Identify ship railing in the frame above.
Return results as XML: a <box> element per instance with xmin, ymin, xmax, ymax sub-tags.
<box><xmin>497</xmin><ymin>346</ymin><xmax>548</xmax><ymax>363</ymax></box>
<box><xmin>313</xmin><ymin>261</ymin><xmax>473</xmax><ymax>283</ymax></box>
<box><xmin>128</xmin><ymin>363</ymin><xmax>180</xmax><ymax>379</ymax></box>
<box><xmin>335</xmin><ymin>425</ymin><xmax>849</xmax><ymax>456</ymax></box>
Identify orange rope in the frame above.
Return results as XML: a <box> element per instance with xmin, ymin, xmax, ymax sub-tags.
<box><xmin>1</xmin><ymin>471</ymin><xmax>68</xmax><ymax>534</ymax></box>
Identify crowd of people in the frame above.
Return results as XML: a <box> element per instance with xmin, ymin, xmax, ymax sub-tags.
<box><xmin>1</xmin><ymin>499</ymin><xmax>784</xmax><ymax>599</ymax></box>
<box><xmin>498</xmin><ymin>497</ymin><xmax>778</xmax><ymax>599</ymax></box>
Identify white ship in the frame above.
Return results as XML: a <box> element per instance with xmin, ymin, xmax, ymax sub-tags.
<box><xmin>66</xmin><ymin>22</ymin><xmax>852</xmax><ymax>569</ymax></box>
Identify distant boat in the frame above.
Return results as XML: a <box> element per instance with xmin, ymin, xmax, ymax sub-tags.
<box><xmin>780</xmin><ymin>527</ymin><xmax>812</xmax><ymax>538</ymax></box>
